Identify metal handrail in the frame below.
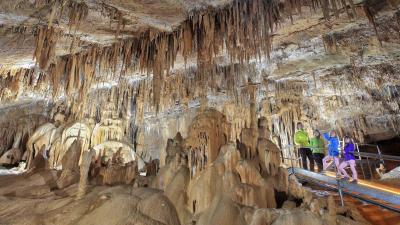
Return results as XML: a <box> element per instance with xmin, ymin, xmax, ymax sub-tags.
<box><xmin>281</xmin><ymin>139</ymin><xmax>398</xmax><ymax>206</ymax></box>
<box><xmin>355</xmin><ymin>152</ymin><xmax>400</xmax><ymax>162</ymax></box>
<box><xmin>280</xmin><ymin>144</ymin><xmax>344</xmax><ymax>206</ymax></box>
<box><xmin>355</xmin><ymin>143</ymin><xmax>366</xmax><ymax>179</ymax></box>
<box><xmin>291</xmin><ymin>168</ymin><xmax>400</xmax><ymax>213</ymax></box>
<box><xmin>281</xmin><ymin>141</ymin><xmax>400</xmax><ymax>178</ymax></box>
<box><xmin>358</xmin><ymin>143</ymin><xmax>384</xmax><ymax>164</ymax></box>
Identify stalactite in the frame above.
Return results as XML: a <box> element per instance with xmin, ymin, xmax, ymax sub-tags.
<box><xmin>348</xmin><ymin>0</ymin><xmax>357</xmax><ymax>18</ymax></box>
<box><xmin>15</xmin><ymin>0</ymin><xmax>386</xmax><ymax>121</ymax></box>
<box><xmin>67</xmin><ymin>1</ymin><xmax>89</xmax><ymax>29</ymax></box>
<box><xmin>363</xmin><ymin>0</ymin><xmax>389</xmax><ymax>46</ymax></box>
<box><xmin>34</xmin><ymin>0</ymin><xmax>50</xmax><ymax>8</ymax></box>
<box><xmin>363</xmin><ymin>5</ymin><xmax>382</xmax><ymax>46</ymax></box>
<box><xmin>322</xmin><ymin>33</ymin><xmax>338</xmax><ymax>54</ymax></box>
<box><xmin>340</xmin><ymin>0</ymin><xmax>356</xmax><ymax>19</ymax></box>
<box><xmin>331</xmin><ymin>0</ymin><xmax>339</xmax><ymax>19</ymax></box>
<box><xmin>33</xmin><ymin>26</ymin><xmax>60</xmax><ymax>70</ymax></box>
<box><xmin>27</xmin><ymin>0</ymin><xmax>286</xmax><ymax>112</ymax></box>
<box><xmin>321</xmin><ymin>0</ymin><xmax>331</xmax><ymax>21</ymax></box>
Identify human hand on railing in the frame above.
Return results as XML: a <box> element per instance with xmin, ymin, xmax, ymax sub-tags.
<box><xmin>319</xmin><ymin>129</ymin><xmax>330</xmax><ymax>133</ymax></box>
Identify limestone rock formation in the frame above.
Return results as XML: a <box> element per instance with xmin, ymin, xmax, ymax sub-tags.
<box><xmin>0</xmin><ymin>109</ymin><xmax>371</xmax><ymax>225</ymax></box>
<box><xmin>0</xmin><ymin>0</ymin><xmax>398</xmax><ymax>224</ymax></box>
<box><xmin>150</xmin><ymin>111</ymin><xmax>368</xmax><ymax>225</ymax></box>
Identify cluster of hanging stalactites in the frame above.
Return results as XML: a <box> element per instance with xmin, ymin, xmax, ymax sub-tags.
<box><xmin>26</xmin><ymin>0</ymin><xmax>283</xmax><ymax>111</ymax></box>
<box><xmin>8</xmin><ymin>0</ymin><xmax>385</xmax><ymax>113</ymax></box>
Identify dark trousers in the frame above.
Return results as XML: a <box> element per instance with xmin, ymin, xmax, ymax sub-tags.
<box><xmin>298</xmin><ymin>148</ymin><xmax>314</xmax><ymax>171</ymax></box>
<box><xmin>313</xmin><ymin>153</ymin><xmax>325</xmax><ymax>172</ymax></box>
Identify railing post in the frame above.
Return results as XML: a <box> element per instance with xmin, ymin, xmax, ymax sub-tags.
<box><xmin>356</xmin><ymin>143</ymin><xmax>362</xmax><ymax>160</ymax></box>
<box><xmin>356</xmin><ymin>143</ymin><xmax>366</xmax><ymax>179</ymax></box>
<box><xmin>366</xmin><ymin>156</ymin><xmax>373</xmax><ymax>179</ymax></box>
<box><xmin>333</xmin><ymin>139</ymin><xmax>345</xmax><ymax>207</ymax></box>
<box><xmin>376</xmin><ymin>145</ymin><xmax>384</xmax><ymax>166</ymax></box>
<box><xmin>337</xmin><ymin>178</ymin><xmax>345</xmax><ymax>206</ymax></box>
<box><xmin>334</xmin><ymin>161</ymin><xmax>345</xmax><ymax>206</ymax></box>
<box><xmin>290</xmin><ymin>148</ymin><xmax>295</xmax><ymax>176</ymax></box>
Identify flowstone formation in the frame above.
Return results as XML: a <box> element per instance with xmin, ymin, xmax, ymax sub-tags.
<box><xmin>0</xmin><ymin>109</ymin><xmax>370</xmax><ymax>225</ymax></box>
<box><xmin>150</xmin><ymin>110</ymin><xmax>370</xmax><ymax>225</ymax></box>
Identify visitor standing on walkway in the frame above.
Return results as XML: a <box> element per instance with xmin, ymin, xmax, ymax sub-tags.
<box><xmin>338</xmin><ymin>136</ymin><xmax>358</xmax><ymax>183</ymax></box>
<box><xmin>294</xmin><ymin>122</ymin><xmax>314</xmax><ymax>171</ymax></box>
<box><xmin>322</xmin><ymin>130</ymin><xmax>340</xmax><ymax>172</ymax></box>
<box><xmin>309</xmin><ymin>130</ymin><xmax>325</xmax><ymax>172</ymax></box>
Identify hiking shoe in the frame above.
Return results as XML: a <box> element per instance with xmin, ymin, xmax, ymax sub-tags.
<box><xmin>341</xmin><ymin>177</ymin><xmax>350</xmax><ymax>181</ymax></box>
<box><xmin>350</xmin><ymin>179</ymin><xmax>358</xmax><ymax>184</ymax></box>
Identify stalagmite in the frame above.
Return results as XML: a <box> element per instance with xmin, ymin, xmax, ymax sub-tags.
<box><xmin>56</xmin><ymin>139</ymin><xmax>82</xmax><ymax>189</ymax></box>
<box><xmin>76</xmin><ymin>149</ymin><xmax>94</xmax><ymax>199</ymax></box>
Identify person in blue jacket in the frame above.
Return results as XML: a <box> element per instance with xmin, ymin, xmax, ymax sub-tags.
<box><xmin>322</xmin><ymin>130</ymin><xmax>340</xmax><ymax>171</ymax></box>
<box><xmin>338</xmin><ymin>136</ymin><xmax>358</xmax><ymax>183</ymax></box>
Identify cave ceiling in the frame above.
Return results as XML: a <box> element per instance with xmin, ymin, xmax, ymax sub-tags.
<box><xmin>0</xmin><ymin>0</ymin><xmax>399</xmax><ymax>144</ymax></box>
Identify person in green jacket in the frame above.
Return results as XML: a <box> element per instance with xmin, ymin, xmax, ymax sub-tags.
<box><xmin>309</xmin><ymin>130</ymin><xmax>325</xmax><ymax>172</ymax></box>
<box><xmin>294</xmin><ymin>122</ymin><xmax>314</xmax><ymax>171</ymax></box>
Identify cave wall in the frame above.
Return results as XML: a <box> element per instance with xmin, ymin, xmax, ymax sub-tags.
<box><xmin>262</xmin><ymin>8</ymin><xmax>400</xmax><ymax>150</ymax></box>
<box><xmin>1</xmin><ymin>1</ymin><xmax>400</xmax><ymax>165</ymax></box>
<box><xmin>138</xmin><ymin>7</ymin><xmax>400</xmax><ymax>161</ymax></box>
<box><xmin>0</xmin><ymin>2</ymin><xmax>398</xmax><ymax>224</ymax></box>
